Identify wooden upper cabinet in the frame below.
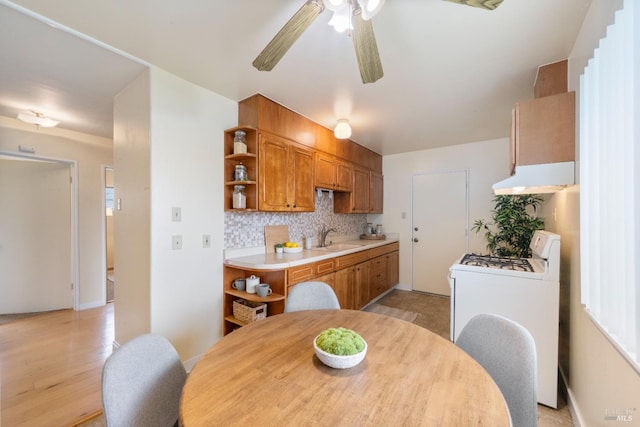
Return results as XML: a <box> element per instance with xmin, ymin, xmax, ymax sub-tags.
<box><xmin>369</xmin><ymin>171</ymin><xmax>383</xmax><ymax>213</ymax></box>
<box><xmin>238</xmin><ymin>94</ymin><xmax>384</xmax><ymax>213</ymax></box>
<box><xmin>534</xmin><ymin>60</ymin><xmax>568</xmax><ymax>99</ymax></box>
<box><xmin>513</xmin><ymin>91</ymin><xmax>575</xmax><ymax>168</ymax></box>
<box><xmin>259</xmin><ymin>132</ymin><xmax>315</xmax><ymax>212</ymax></box>
<box><xmin>315</xmin><ymin>152</ymin><xmax>353</xmax><ymax>192</ymax></box>
<box><xmin>289</xmin><ymin>142</ymin><xmax>315</xmax><ymax>211</ymax></box>
<box><xmin>351</xmin><ymin>166</ymin><xmax>370</xmax><ymax>213</ymax></box>
<box><xmin>335</xmin><ymin>160</ymin><xmax>353</xmax><ymax>192</ymax></box>
<box><xmin>315</xmin><ymin>152</ymin><xmax>337</xmax><ymax>189</ymax></box>
<box><xmin>509</xmin><ymin>59</ymin><xmax>574</xmax><ymax>172</ymax></box>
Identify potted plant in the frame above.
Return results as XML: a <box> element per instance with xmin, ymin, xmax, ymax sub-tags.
<box><xmin>274</xmin><ymin>243</ymin><xmax>284</xmax><ymax>254</ymax></box>
<box><xmin>472</xmin><ymin>194</ymin><xmax>545</xmax><ymax>258</ymax></box>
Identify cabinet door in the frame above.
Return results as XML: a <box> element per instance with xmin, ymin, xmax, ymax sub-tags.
<box><xmin>352</xmin><ymin>166</ymin><xmax>370</xmax><ymax>213</ymax></box>
<box><xmin>289</xmin><ymin>143</ymin><xmax>315</xmax><ymax>211</ymax></box>
<box><xmin>354</xmin><ymin>261</ymin><xmax>370</xmax><ymax>310</ymax></box>
<box><xmin>335</xmin><ymin>161</ymin><xmax>353</xmax><ymax>192</ymax></box>
<box><xmin>386</xmin><ymin>251</ymin><xmax>399</xmax><ymax>290</ymax></box>
<box><xmin>369</xmin><ymin>171</ymin><xmax>383</xmax><ymax>213</ymax></box>
<box><xmin>333</xmin><ymin>267</ymin><xmax>354</xmax><ymax>310</ymax></box>
<box><xmin>316</xmin><ymin>272</ymin><xmax>335</xmax><ymax>289</ymax></box>
<box><xmin>514</xmin><ymin>92</ymin><xmax>575</xmax><ymax>167</ymax></box>
<box><xmin>315</xmin><ymin>152</ymin><xmax>336</xmax><ymax>189</ymax></box>
<box><xmin>259</xmin><ymin>134</ymin><xmax>290</xmax><ymax>211</ymax></box>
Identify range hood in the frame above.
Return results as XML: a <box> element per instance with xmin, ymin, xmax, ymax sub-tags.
<box><xmin>492</xmin><ymin>161</ymin><xmax>575</xmax><ymax>195</ymax></box>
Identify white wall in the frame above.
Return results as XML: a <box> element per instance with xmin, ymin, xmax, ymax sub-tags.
<box><xmin>113</xmin><ymin>69</ymin><xmax>152</xmax><ymax>345</ymax></box>
<box><xmin>113</xmin><ymin>67</ymin><xmax>236</xmax><ymax>362</ymax></box>
<box><xmin>0</xmin><ymin>119</ymin><xmax>113</xmax><ymax>308</ymax></box>
<box><xmin>148</xmin><ymin>67</ymin><xmax>236</xmax><ymax>362</ymax></box>
<box><xmin>542</xmin><ymin>1</ymin><xmax>640</xmax><ymax>425</ymax></box>
<box><xmin>372</xmin><ymin>138</ymin><xmax>510</xmax><ymax>288</ymax></box>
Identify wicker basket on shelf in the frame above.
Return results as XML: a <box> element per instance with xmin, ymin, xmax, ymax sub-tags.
<box><xmin>233</xmin><ymin>299</ymin><xmax>267</xmax><ymax>324</ymax></box>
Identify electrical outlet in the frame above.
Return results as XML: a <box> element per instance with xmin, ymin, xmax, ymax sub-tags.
<box><xmin>203</xmin><ymin>234</ymin><xmax>211</xmax><ymax>248</ymax></box>
<box><xmin>172</xmin><ymin>207</ymin><xmax>182</xmax><ymax>222</ymax></box>
<box><xmin>172</xmin><ymin>235</ymin><xmax>182</xmax><ymax>250</ymax></box>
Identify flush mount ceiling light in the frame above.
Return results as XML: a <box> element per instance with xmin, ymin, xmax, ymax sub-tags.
<box><xmin>334</xmin><ymin>119</ymin><xmax>352</xmax><ymax>139</ymax></box>
<box><xmin>17</xmin><ymin>110</ymin><xmax>60</xmax><ymax>128</ymax></box>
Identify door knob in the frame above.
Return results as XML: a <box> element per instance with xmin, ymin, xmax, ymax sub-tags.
<box><xmin>413</xmin><ymin>238</ymin><xmax>419</xmax><ymax>243</ymax></box>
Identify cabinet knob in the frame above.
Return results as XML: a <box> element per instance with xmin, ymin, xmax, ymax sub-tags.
<box><xmin>413</xmin><ymin>238</ymin><xmax>419</xmax><ymax>243</ymax></box>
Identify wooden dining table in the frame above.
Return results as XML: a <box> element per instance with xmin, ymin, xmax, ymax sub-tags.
<box><xmin>180</xmin><ymin>310</ymin><xmax>511</xmax><ymax>426</ymax></box>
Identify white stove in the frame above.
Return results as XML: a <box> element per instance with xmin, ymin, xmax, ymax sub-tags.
<box><xmin>449</xmin><ymin>230</ymin><xmax>560</xmax><ymax>408</ymax></box>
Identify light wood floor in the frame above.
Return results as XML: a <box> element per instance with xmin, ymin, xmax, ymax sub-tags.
<box><xmin>0</xmin><ymin>304</ymin><xmax>113</xmax><ymax>427</ymax></box>
<box><xmin>2</xmin><ymin>292</ymin><xmax>573</xmax><ymax>427</ymax></box>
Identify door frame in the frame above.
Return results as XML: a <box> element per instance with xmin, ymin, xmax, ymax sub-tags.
<box><xmin>0</xmin><ymin>150</ymin><xmax>79</xmax><ymax>310</ymax></box>
<box><xmin>102</xmin><ymin>164</ymin><xmax>113</xmax><ymax>304</ymax></box>
<box><xmin>410</xmin><ymin>168</ymin><xmax>470</xmax><ymax>293</ymax></box>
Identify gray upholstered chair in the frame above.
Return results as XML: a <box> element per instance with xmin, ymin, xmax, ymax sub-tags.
<box><xmin>456</xmin><ymin>313</ymin><xmax>538</xmax><ymax>427</ymax></box>
<box><xmin>284</xmin><ymin>281</ymin><xmax>341</xmax><ymax>312</ymax></box>
<box><xmin>101</xmin><ymin>333</ymin><xmax>187</xmax><ymax>427</ymax></box>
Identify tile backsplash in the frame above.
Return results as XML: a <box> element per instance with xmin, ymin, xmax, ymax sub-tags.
<box><xmin>224</xmin><ymin>191</ymin><xmax>368</xmax><ymax>249</ymax></box>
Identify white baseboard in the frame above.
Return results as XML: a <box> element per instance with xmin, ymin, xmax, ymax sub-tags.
<box><xmin>559</xmin><ymin>366</ymin><xmax>584</xmax><ymax>427</ymax></box>
<box><xmin>78</xmin><ymin>301</ymin><xmax>105</xmax><ymax>310</ymax></box>
<box><xmin>394</xmin><ymin>283</ymin><xmax>412</xmax><ymax>291</ymax></box>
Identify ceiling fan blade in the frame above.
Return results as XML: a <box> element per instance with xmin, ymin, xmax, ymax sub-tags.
<box><xmin>253</xmin><ymin>1</ymin><xmax>324</xmax><ymax>71</ymax></box>
<box><xmin>444</xmin><ymin>0</ymin><xmax>504</xmax><ymax>11</ymax></box>
<box><xmin>352</xmin><ymin>13</ymin><xmax>383</xmax><ymax>84</ymax></box>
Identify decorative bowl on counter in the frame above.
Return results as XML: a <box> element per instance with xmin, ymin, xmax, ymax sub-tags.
<box><xmin>313</xmin><ymin>328</ymin><xmax>367</xmax><ymax>369</ymax></box>
<box><xmin>283</xmin><ymin>247</ymin><xmax>303</xmax><ymax>253</ymax></box>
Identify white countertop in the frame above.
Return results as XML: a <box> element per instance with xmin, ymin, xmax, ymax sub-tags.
<box><xmin>224</xmin><ymin>237</ymin><xmax>399</xmax><ymax>270</ymax></box>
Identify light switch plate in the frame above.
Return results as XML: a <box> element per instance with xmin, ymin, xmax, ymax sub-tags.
<box><xmin>172</xmin><ymin>207</ymin><xmax>182</xmax><ymax>222</ymax></box>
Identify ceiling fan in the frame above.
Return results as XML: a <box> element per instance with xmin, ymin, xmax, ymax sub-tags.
<box><xmin>252</xmin><ymin>0</ymin><xmax>504</xmax><ymax>84</ymax></box>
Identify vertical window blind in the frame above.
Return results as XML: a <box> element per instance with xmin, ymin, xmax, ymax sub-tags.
<box><xmin>580</xmin><ymin>0</ymin><xmax>639</xmax><ymax>370</ymax></box>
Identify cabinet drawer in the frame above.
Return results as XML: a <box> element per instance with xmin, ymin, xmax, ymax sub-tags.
<box><xmin>370</xmin><ymin>257</ymin><xmax>386</xmax><ymax>274</ymax></box>
<box><xmin>334</xmin><ymin>251</ymin><xmax>370</xmax><ymax>269</ymax></box>
<box><xmin>288</xmin><ymin>264</ymin><xmax>314</xmax><ymax>285</ymax></box>
<box><xmin>288</xmin><ymin>259</ymin><xmax>336</xmax><ymax>286</ymax></box>
<box><xmin>369</xmin><ymin>242</ymin><xmax>399</xmax><ymax>258</ymax></box>
<box><xmin>316</xmin><ymin>259</ymin><xmax>335</xmax><ymax>275</ymax></box>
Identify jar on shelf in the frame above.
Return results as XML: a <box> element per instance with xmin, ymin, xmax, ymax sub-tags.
<box><xmin>234</xmin><ymin>163</ymin><xmax>248</xmax><ymax>181</ymax></box>
<box><xmin>233</xmin><ymin>185</ymin><xmax>246</xmax><ymax>209</ymax></box>
<box><xmin>376</xmin><ymin>224</ymin><xmax>383</xmax><ymax>235</ymax></box>
<box><xmin>233</xmin><ymin>130</ymin><xmax>247</xmax><ymax>154</ymax></box>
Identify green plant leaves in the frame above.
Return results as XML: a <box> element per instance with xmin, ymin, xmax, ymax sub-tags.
<box><xmin>472</xmin><ymin>195</ymin><xmax>545</xmax><ymax>258</ymax></box>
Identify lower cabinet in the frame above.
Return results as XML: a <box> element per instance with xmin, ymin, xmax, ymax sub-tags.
<box><xmin>223</xmin><ymin>242</ymin><xmax>400</xmax><ymax>335</ymax></box>
<box><xmin>334</xmin><ymin>261</ymin><xmax>369</xmax><ymax>310</ymax></box>
<box><xmin>223</xmin><ymin>266</ymin><xmax>286</xmax><ymax>335</ymax></box>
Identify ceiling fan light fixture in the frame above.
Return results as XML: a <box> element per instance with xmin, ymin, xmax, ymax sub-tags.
<box><xmin>334</xmin><ymin>119</ymin><xmax>352</xmax><ymax>139</ymax></box>
<box><xmin>17</xmin><ymin>110</ymin><xmax>60</xmax><ymax>128</ymax></box>
<box><xmin>328</xmin><ymin>6</ymin><xmax>352</xmax><ymax>32</ymax></box>
<box><xmin>358</xmin><ymin>0</ymin><xmax>385</xmax><ymax>20</ymax></box>
<box><xmin>323</xmin><ymin>0</ymin><xmax>347</xmax><ymax>12</ymax></box>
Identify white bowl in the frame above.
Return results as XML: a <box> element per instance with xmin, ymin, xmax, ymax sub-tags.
<box><xmin>283</xmin><ymin>246</ymin><xmax>303</xmax><ymax>253</ymax></box>
<box><xmin>313</xmin><ymin>335</ymin><xmax>367</xmax><ymax>369</ymax></box>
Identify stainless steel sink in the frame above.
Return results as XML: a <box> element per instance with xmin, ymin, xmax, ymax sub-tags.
<box><xmin>312</xmin><ymin>243</ymin><xmax>363</xmax><ymax>252</ymax></box>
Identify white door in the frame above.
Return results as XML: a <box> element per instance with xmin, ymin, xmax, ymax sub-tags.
<box><xmin>412</xmin><ymin>170</ymin><xmax>468</xmax><ymax>296</ymax></box>
<box><xmin>0</xmin><ymin>158</ymin><xmax>72</xmax><ymax>313</ymax></box>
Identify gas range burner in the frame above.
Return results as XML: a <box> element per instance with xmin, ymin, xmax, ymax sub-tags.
<box><xmin>460</xmin><ymin>254</ymin><xmax>534</xmax><ymax>272</ymax></box>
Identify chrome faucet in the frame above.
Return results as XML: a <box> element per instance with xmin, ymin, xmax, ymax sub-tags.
<box><xmin>320</xmin><ymin>225</ymin><xmax>337</xmax><ymax>247</ymax></box>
